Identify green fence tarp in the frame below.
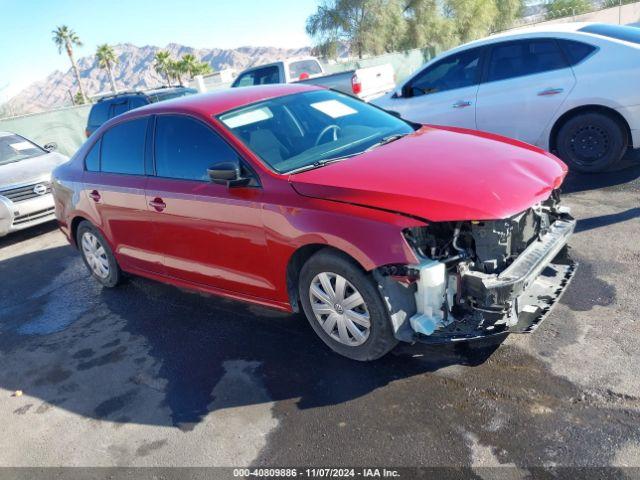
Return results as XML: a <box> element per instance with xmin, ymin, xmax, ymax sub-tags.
<box><xmin>0</xmin><ymin>47</ymin><xmax>433</xmax><ymax>159</ymax></box>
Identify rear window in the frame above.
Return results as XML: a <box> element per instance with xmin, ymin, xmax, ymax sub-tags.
<box><xmin>100</xmin><ymin>117</ymin><xmax>148</xmax><ymax>175</ymax></box>
<box><xmin>88</xmin><ymin>102</ymin><xmax>110</xmax><ymax>127</ymax></box>
<box><xmin>559</xmin><ymin>39</ymin><xmax>597</xmax><ymax>65</ymax></box>
<box><xmin>148</xmin><ymin>88</ymin><xmax>197</xmax><ymax>103</ymax></box>
<box><xmin>580</xmin><ymin>24</ymin><xmax>640</xmax><ymax>45</ymax></box>
<box><xmin>109</xmin><ymin>100</ymin><xmax>130</xmax><ymax>118</ymax></box>
<box><xmin>235</xmin><ymin>66</ymin><xmax>280</xmax><ymax>87</ymax></box>
<box><xmin>289</xmin><ymin>60</ymin><xmax>322</xmax><ymax>80</ymax></box>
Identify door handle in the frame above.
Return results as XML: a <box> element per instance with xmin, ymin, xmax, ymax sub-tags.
<box><xmin>88</xmin><ymin>190</ymin><xmax>101</xmax><ymax>202</ymax></box>
<box><xmin>148</xmin><ymin>197</ymin><xmax>166</xmax><ymax>212</ymax></box>
<box><xmin>538</xmin><ymin>88</ymin><xmax>564</xmax><ymax>96</ymax></box>
<box><xmin>453</xmin><ymin>100</ymin><xmax>472</xmax><ymax>109</ymax></box>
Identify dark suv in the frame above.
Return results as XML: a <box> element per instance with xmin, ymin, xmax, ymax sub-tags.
<box><xmin>85</xmin><ymin>86</ymin><xmax>197</xmax><ymax>137</ymax></box>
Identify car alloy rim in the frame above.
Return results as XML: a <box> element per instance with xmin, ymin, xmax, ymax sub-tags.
<box><xmin>569</xmin><ymin>124</ymin><xmax>609</xmax><ymax>165</ymax></box>
<box><xmin>309</xmin><ymin>272</ymin><xmax>371</xmax><ymax>346</ymax></box>
<box><xmin>81</xmin><ymin>231</ymin><xmax>110</xmax><ymax>279</ymax></box>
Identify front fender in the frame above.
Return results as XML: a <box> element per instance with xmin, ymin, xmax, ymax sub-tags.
<box><xmin>262</xmin><ymin>196</ymin><xmax>425</xmax><ymax>305</ymax></box>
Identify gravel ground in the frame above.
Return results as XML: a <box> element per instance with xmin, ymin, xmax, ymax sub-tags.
<box><xmin>0</xmin><ymin>161</ymin><xmax>638</xmax><ymax>474</ymax></box>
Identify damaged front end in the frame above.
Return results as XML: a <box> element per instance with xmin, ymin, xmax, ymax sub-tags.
<box><xmin>377</xmin><ymin>191</ymin><xmax>577</xmax><ymax>343</ymax></box>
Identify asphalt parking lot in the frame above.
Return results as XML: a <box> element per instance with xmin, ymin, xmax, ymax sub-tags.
<box><xmin>0</xmin><ymin>159</ymin><xmax>639</xmax><ymax>471</ymax></box>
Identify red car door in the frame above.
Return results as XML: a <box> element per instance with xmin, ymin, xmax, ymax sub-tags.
<box><xmin>82</xmin><ymin>116</ymin><xmax>163</xmax><ymax>273</ymax></box>
<box><xmin>144</xmin><ymin>114</ymin><xmax>277</xmax><ymax>300</ymax></box>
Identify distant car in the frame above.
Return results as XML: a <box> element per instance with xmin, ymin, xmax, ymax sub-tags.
<box><xmin>53</xmin><ymin>85</ymin><xmax>576</xmax><ymax>361</ymax></box>
<box><xmin>374</xmin><ymin>23</ymin><xmax>640</xmax><ymax>172</ymax></box>
<box><xmin>232</xmin><ymin>57</ymin><xmax>395</xmax><ymax>102</ymax></box>
<box><xmin>0</xmin><ymin>132</ymin><xmax>68</xmax><ymax>237</ymax></box>
<box><xmin>85</xmin><ymin>86</ymin><xmax>198</xmax><ymax>137</ymax></box>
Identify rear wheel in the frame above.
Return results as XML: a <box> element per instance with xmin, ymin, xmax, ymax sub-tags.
<box><xmin>556</xmin><ymin>112</ymin><xmax>628</xmax><ymax>173</ymax></box>
<box><xmin>299</xmin><ymin>249</ymin><xmax>398</xmax><ymax>361</ymax></box>
<box><xmin>76</xmin><ymin>221</ymin><xmax>122</xmax><ymax>288</ymax></box>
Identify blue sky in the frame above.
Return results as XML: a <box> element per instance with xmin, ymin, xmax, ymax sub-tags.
<box><xmin>0</xmin><ymin>0</ymin><xmax>317</xmax><ymax>101</ymax></box>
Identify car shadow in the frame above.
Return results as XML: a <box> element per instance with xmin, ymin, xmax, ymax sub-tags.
<box><xmin>0</xmin><ymin>244</ymin><xmax>503</xmax><ymax>430</ymax></box>
<box><xmin>575</xmin><ymin>207</ymin><xmax>640</xmax><ymax>233</ymax></box>
<box><xmin>562</xmin><ymin>150</ymin><xmax>640</xmax><ymax>194</ymax></box>
<box><xmin>0</xmin><ymin>220</ymin><xmax>59</xmax><ymax>249</ymax></box>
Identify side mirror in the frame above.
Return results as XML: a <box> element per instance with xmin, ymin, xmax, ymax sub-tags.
<box><xmin>392</xmin><ymin>87</ymin><xmax>403</xmax><ymax>98</ymax></box>
<box><xmin>401</xmin><ymin>84</ymin><xmax>412</xmax><ymax>99</ymax></box>
<box><xmin>43</xmin><ymin>142</ymin><xmax>57</xmax><ymax>152</ymax></box>
<box><xmin>207</xmin><ymin>161</ymin><xmax>251</xmax><ymax>187</ymax></box>
<box><xmin>386</xmin><ymin>110</ymin><xmax>402</xmax><ymax>119</ymax></box>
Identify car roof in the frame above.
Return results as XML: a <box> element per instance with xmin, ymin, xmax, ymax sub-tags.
<box><xmin>121</xmin><ymin>83</ymin><xmax>322</xmax><ymax>118</ymax></box>
<box><xmin>442</xmin><ymin>22</ymin><xmax>598</xmax><ymax>54</ymax></box>
<box><xmin>94</xmin><ymin>86</ymin><xmax>194</xmax><ymax>102</ymax></box>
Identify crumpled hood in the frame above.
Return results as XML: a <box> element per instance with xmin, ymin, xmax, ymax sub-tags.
<box><xmin>0</xmin><ymin>152</ymin><xmax>69</xmax><ymax>187</ymax></box>
<box><xmin>289</xmin><ymin>126</ymin><xmax>567</xmax><ymax>222</ymax></box>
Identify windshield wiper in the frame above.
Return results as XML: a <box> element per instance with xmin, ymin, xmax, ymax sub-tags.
<box><xmin>286</xmin><ymin>153</ymin><xmax>360</xmax><ymax>175</ymax></box>
<box><xmin>364</xmin><ymin>133</ymin><xmax>410</xmax><ymax>152</ymax></box>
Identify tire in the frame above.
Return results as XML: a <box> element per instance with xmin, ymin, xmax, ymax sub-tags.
<box><xmin>76</xmin><ymin>221</ymin><xmax>122</xmax><ymax>288</ymax></box>
<box><xmin>298</xmin><ymin>249</ymin><xmax>398</xmax><ymax>361</ymax></box>
<box><xmin>555</xmin><ymin>112</ymin><xmax>628</xmax><ymax>173</ymax></box>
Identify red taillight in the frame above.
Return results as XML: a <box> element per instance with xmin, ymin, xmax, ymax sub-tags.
<box><xmin>85</xmin><ymin>129</ymin><xmax>91</xmax><ymax>138</ymax></box>
<box><xmin>351</xmin><ymin>74</ymin><xmax>362</xmax><ymax>95</ymax></box>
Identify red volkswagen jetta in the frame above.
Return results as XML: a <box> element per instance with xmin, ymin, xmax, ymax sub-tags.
<box><xmin>52</xmin><ymin>84</ymin><xmax>576</xmax><ymax>360</ymax></box>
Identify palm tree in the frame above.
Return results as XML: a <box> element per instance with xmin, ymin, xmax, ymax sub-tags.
<box><xmin>178</xmin><ymin>54</ymin><xmax>200</xmax><ymax>80</ymax></box>
<box><xmin>52</xmin><ymin>25</ymin><xmax>87</xmax><ymax>103</ymax></box>
<box><xmin>193</xmin><ymin>62</ymin><xmax>213</xmax><ymax>76</ymax></box>
<box><xmin>96</xmin><ymin>44</ymin><xmax>118</xmax><ymax>93</ymax></box>
<box><xmin>167</xmin><ymin>59</ymin><xmax>184</xmax><ymax>85</ymax></box>
<box><xmin>154</xmin><ymin>50</ymin><xmax>173</xmax><ymax>86</ymax></box>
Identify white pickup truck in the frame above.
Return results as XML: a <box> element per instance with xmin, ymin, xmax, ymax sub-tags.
<box><xmin>231</xmin><ymin>57</ymin><xmax>395</xmax><ymax>102</ymax></box>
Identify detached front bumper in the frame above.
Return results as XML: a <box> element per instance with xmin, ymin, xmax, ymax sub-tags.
<box><xmin>410</xmin><ymin>217</ymin><xmax>577</xmax><ymax>343</ymax></box>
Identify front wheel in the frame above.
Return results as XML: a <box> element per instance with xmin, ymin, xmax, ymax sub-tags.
<box><xmin>299</xmin><ymin>249</ymin><xmax>398</xmax><ymax>361</ymax></box>
<box><xmin>555</xmin><ymin>112</ymin><xmax>628</xmax><ymax>173</ymax></box>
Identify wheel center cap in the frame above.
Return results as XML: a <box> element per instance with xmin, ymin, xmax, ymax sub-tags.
<box><xmin>334</xmin><ymin>304</ymin><xmax>344</xmax><ymax>314</ymax></box>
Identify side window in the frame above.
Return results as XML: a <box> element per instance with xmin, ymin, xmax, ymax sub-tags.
<box><xmin>154</xmin><ymin>115</ymin><xmax>237</xmax><ymax>181</ymax></box>
<box><xmin>109</xmin><ymin>100</ymin><xmax>130</xmax><ymax>118</ymax></box>
<box><xmin>558</xmin><ymin>39</ymin><xmax>597</xmax><ymax>66</ymax></box>
<box><xmin>408</xmin><ymin>49</ymin><xmax>481</xmax><ymax>97</ymax></box>
<box><xmin>84</xmin><ymin>139</ymin><xmax>101</xmax><ymax>172</ymax></box>
<box><xmin>100</xmin><ymin>117</ymin><xmax>148</xmax><ymax>175</ymax></box>
<box><xmin>487</xmin><ymin>40</ymin><xmax>568</xmax><ymax>82</ymax></box>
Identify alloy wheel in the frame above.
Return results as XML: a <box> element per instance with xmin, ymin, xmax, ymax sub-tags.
<box><xmin>309</xmin><ymin>272</ymin><xmax>371</xmax><ymax>346</ymax></box>
<box><xmin>81</xmin><ymin>231</ymin><xmax>110</xmax><ymax>279</ymax></box>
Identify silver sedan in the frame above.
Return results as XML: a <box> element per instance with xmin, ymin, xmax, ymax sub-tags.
<box><xmin>0</xmin><ymin>131</ymin><xmax>68</xmax><ymax>237</ymax></box>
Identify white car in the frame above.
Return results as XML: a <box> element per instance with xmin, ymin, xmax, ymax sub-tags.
<box><xmin>0</xmin><ymin>132</ymin><xmax>68</xmax><ymax>237</ymax></box>
<box><xmin>374</xmin><ymin>23</ymin><xmax>640</xmax><ymax>172</ymax></box>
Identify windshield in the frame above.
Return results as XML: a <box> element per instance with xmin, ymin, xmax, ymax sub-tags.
<box><xmin>0</xmin><ymin>134</ymin><xmax>46</xmax><ymax>166</ymax></box>
<box><xmin>217</xmin><ymin>90</ymin><xmax>415</xmax><ymax>173</ymax></box>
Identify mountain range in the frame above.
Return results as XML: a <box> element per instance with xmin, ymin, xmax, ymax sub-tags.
<box><xmin>2</xmin><ymin>43</ymin><xmax>311</xmax><ymax>116</ymax></box>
